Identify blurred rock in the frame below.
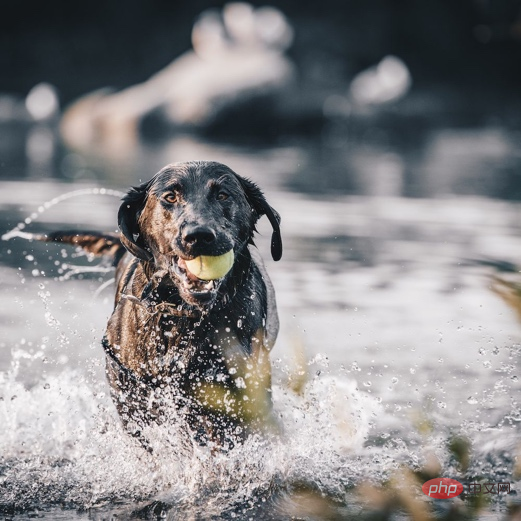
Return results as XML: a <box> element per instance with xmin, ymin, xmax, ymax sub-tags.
<box><xmin>350</xmin><ymin>55</ymin><xmax>412</xmax><ymax>106</ymax></box>
<box><xmin>0</xmin><ymin>85</ymin><xmax>60</xmax><ymax>180</ymax></box>
<box><xmin>25</xmin><ymin>83</ymin><xmax>60</xmax><ymax>122</ymax></box>
<box><xmin>60</xmin><ymin>2</ymin><xmax>296</xmax><ymax>150</ymax></box>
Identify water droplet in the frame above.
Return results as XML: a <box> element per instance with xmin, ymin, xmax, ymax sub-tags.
<box><xmin>437</xmin><ymin>401</ymin><xmax>447</xmax><ymax>409</ymax></box>
<box><xmin>483</xmin><ymin>360</ymin><xmax>492</xmax><ymax>368</ymax></box>
<box><xmin>409</xmin><ymin>368</ymin><xmax>416</xmax><ymax>374</ymax></box>
<box><xmin>391</xmin><ymin>377</ymin><xmax>399</xmax><ymax>384</ymax></box>
<box><xmin>363</xmin><ymin>381</ymin><xmax>372</xmax><ymax>387</ymax></box>
<box><xmin>479</xmin><ymin>348</ymin><xmax>487</xmax><ymax>356</ymax></box>
<box><xmin>235</xmin><ymin>377</ymin><xmax>246</xmax><ymax>389</ymax></box>
<box><xmin>467</xmin><ymin>396</ymin><xmax>478</xmax><ymax>405</ymax></box>
<box><xmin>43</xmin><ymin>383</ymin><xmax>50</xmax><ymax>390</ymax></box>
<box><xmin>511</xmin><ymin>375</ymin><xmax>518</xmax><ymax>382</ymax></box>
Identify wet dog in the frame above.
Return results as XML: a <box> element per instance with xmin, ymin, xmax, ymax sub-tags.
<box><xmin>44</xmin><ymin>161</ymin><xmax>282</xmax><ymax>447</ymax></box>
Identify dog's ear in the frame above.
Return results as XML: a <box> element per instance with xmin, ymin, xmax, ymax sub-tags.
<box><xmin>118</xmin><ymin>180</ymin><xmax>154</xmax><ymax>261</ymax></box>
<box><xmin>235</xmin><ymin>175</ymin><xmax>283</xmax><ymax>261</ymax></box>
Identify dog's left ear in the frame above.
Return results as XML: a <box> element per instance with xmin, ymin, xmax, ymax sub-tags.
<box><xmin>235</xmin><ymin>175</ymin><xmax>283</xmax><ymax>261</ymax></box>
<box><xmin>118</xmin><ymin>180</ymin><xmax>154</xmax><ymax>262</ymax></box>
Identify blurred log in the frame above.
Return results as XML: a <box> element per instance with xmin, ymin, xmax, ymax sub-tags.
<box><xmin>60</xmin><ymin>3</ymin><xmax>296</xmax><ymax>151</ymax></box>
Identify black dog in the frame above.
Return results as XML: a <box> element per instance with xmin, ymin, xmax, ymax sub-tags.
<box><xmin>44</xmin><ymin>161</ymin><xmax>282</xmax><ymax>446</ymax></box>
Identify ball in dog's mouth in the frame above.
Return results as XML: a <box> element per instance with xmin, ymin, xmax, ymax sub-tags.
<box><xmin>171</xmin><ymin>250</ymin><xmax>234</xmax><ymax>298</ymax></box>
<box><xmin>184</xmin><ymin>250</ymin><xmax>234</xmax><ymax>281</ymax></box>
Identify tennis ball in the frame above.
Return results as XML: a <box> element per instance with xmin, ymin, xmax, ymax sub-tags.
<box><xmin>185</xmin><ymin>250</ymin><xmax>234</xmax><ymax>280</ymax></box>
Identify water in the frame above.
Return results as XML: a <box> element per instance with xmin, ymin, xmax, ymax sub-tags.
<box><xmin>1</xmin><ymin>125</ymin><xmax>521</xmax><ymax>519</ymax></box>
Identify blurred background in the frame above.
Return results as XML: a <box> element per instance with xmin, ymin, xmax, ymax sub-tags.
<box><xmin>4</xmin><ymin>0</ymin><xmax>521</xmax><ymax>120</ymax></box>
<box><xmin>2</xmin><ymin>1</ymin><xmax>521</xmax><ymax>518</ymax></box>
<box><xmin>2</xmin><ymin>0</ymin><xmax>521</xmax><ymax>191</ymax></box>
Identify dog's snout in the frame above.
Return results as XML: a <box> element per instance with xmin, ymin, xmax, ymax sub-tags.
<box><xmin>182</xmin><ymin>225</ymin><xmax>216</xmax><ymax>246</ymax></box>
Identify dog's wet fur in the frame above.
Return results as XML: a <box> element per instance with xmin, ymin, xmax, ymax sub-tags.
<box><xmin>44</xmin><ymin>161</ymin><xmax>282</xmax><ymax>448</ymax></box>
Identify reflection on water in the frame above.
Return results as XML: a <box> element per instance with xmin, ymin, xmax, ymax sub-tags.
<box><xmin>1</xmin><ymin>124</ymin><xmax>521</xmax><ymax>518</ymax></box>
<box><xmin>4</xmin><ymin>118</ymin><xmax>521</xmax><ymax>201</ymax></box>
<box><xmin>289</xmin><ymin>126</ymin><xmax>521</xmax><ymax>200</ymax></box>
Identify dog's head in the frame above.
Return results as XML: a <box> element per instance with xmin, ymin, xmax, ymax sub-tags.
<box><xmin>118</xmin><ymin>161</ymin><xmax>282</xmax><ymax>307</ymax></box>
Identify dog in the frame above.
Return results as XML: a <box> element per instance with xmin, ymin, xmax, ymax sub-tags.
<box><xmin>44</xmin><ymin>161</ymin><xmax>282</xmax><ymax>447</ymax></box>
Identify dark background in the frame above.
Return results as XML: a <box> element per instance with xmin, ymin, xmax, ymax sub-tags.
<box><xmin>2</xmin><ymin>0</ymin><xmax>521</xmax><ymax>116</ymax></box>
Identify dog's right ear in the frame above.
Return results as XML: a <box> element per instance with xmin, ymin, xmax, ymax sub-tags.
<box><xmin>118</xmin><ymin>180</ymin><xmax>154</xmax><ymax>261</ymax></box>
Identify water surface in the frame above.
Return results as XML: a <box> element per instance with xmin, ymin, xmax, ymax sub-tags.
<box><xmin>1</xmin><ymin>127</ymin><xmax>521</xmax><ymax>519</ymax></box>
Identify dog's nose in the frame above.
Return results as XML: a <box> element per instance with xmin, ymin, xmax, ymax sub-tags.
<box><xmin>182</xmin><ymin>225</ymin><xmax>216</xmax><ymax>246</ymax></box>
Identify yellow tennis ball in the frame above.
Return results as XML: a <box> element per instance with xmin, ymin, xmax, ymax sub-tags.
<box><xmin>185</xmin><ymin>250</ymin><xmax>234</xmax><ymax>280</ymax></box>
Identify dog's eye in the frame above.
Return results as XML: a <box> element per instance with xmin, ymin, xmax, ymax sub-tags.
<box><xmin>163</xmin><ymin>192</ymin><xmax>178</xmax><ymax>204</ymax></box>
<box><xmin>217</xmin><ymin>191</ymin><xmax>229</xmax><ymax>201</ymax></box>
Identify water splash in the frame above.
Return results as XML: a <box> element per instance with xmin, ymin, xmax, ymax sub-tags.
<box><xmin>0</xmin><ymin>358</ymin><xmax>383</xmax><ymax>517</ymax></box>
<box><xmin>2</xmin><ymin>187</ymin><xmax>125</xmax><ymax>284</ymax></box>
<box><xmin>1</xmin><ymin>348</ymin><xmax>520</xmax><ymax>519</ymax></box>
<box><xmin>1</xmin><ymin>187</ymin><xmax>125</xmax><ymax>242</ymax></box>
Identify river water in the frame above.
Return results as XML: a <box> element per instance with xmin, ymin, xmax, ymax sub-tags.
<box><xmin>1</xmin><ymin>125</ymin><xmax>521</xmax><ymax>519</ymax></box>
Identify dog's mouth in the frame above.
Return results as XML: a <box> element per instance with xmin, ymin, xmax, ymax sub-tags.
<box><xmin>169</xmin><ymin>255</ymin><xmax>228</xmax><ymax>304</ymax></box>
